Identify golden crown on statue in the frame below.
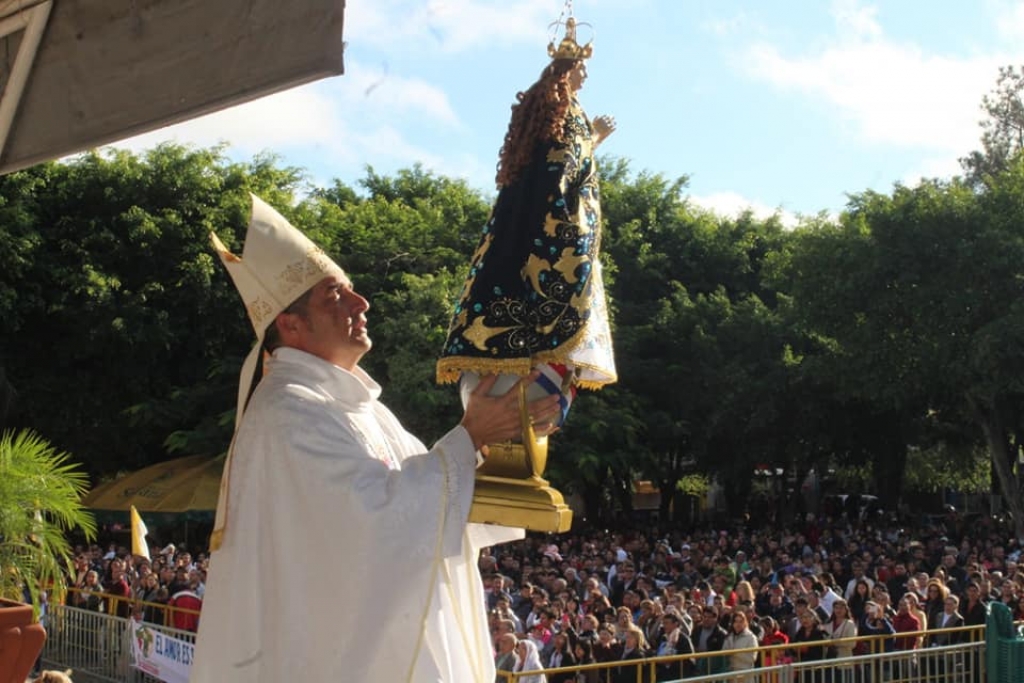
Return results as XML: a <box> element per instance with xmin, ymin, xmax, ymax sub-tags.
<box><xmin>547</xmin><ymin>17</ymin><xmax>593</xmax><ymax>61</ymax></box>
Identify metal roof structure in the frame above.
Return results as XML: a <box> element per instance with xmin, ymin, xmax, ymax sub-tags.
<box><xmin>0</xmin><ymin>0</ymin><xmax>346</xmax><ymax>173</ymax></box>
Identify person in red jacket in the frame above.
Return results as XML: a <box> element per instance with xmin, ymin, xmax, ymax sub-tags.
<box><xmin>892</xmin><ymin>597</ymin><xmax>921</xmax><ymax>651</ymax></box>
<box><xmin>169</xmin><ymin>590</ymin><xmax>202</xmax><ymax>632</ymax></box>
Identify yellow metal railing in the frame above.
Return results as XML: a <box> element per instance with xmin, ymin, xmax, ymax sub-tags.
<box><xmin>497</xmin><ymin>624</ymin><xmax>985</xmax><ymax>683</ymax></box>
<box><xmin>63</xmin><ymin>586</ymin><xmax>201</xmax><ymax>630</ymax></box>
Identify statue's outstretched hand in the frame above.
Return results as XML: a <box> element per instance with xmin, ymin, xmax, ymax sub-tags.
<box><xmin>593</xmin><ymin>115</ymin><xmax>617</xmax><ymax>145</ymax></box>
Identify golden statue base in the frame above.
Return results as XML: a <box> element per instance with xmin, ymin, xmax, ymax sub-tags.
<box><xmin>470</xmin><ymin>474</ymin><xmax>572</xmax><ymax>532</ymax></box>
<box><xmin>468</xmin><ymin>412</ymin><xmax>573</xmax><ymax>533</ymax></box>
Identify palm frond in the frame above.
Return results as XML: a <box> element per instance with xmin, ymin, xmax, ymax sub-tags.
<box><xmin>0</xmin><ymin>428</ymin><xmax>97</xmax><ymax>616</ymax></box>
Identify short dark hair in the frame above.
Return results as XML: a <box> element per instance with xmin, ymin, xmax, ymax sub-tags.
<box><xmin>263</xmin><ymin>287</ymin><xmax>315</xmax><ymax>353</ymax></box>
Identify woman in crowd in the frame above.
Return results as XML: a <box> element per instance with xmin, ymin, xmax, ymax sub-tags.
<box><xmin>564</xmin><ymin>596</ymin><xmax>584</xmax><ymax>631</ymax></box>
<box><xmin>723</xmin><ymin>610</ymin><xmax>759</xmax><ymax>683</ymax></box>
<box><xmin>136</xmin><ymin>572</ymin><xmax>166</xmax><ymax>624</ymax></box>
<box><xmin>588</xmin><ymin>593</ymin><xmax>614</xmax><ymax>625</ymax></box>
<box><xmin>593</xmin><ymin>625</ymin><xmax>622</xmax><ymax>663</ymax></box>
<box><xmin>903</xmin><ymin>591</ymin><xmax>928</xmax><ymax>647</ymax></box>
<box><xmin>735</xmin><ymin>580</ymin><xmax>757</xmax><ymax>606</ymax></box>
<box><xmin>1014</xmin><ymin>594</ymin><xmax>1024</xmax><ymax>622</ymax></box>
<box><xmin>546</xmin><ymin>632</ymin><xmax>578</xmax><ymax>683</ymax></box>
<box><xmin>858</xmin><ymin>601</ymin><xmax>895</xmax><ymax>656</ymax></box>
<box><xmin>924</xmin><ymin>579</ymin><xmax>948</xmax><ymax>626</ymax></box>
<box><xmin>74</xmin><ymin>570</ymin><xmax>103</xmax><ymax>612</ymax></box>
<box><xmin>790</xmin><ymin>610</ymin><xmax>828</xmax><ymax>683</ymax></box>
<box><xmin>574</xmin><ymin>638</ymin><xmax>600</xmax><ymax>683</ymax></box>
<box><xmin>892</xmin><ymin>597</ymin><xmax>921</xmax><ymax>651</ymax></box>
<box><xmin>847</xmin><ymin>579</ymin><xmax>871</xmax><ymax>622</ymax></box>
<box><xmin>614</xmin><ymin>606</ymin><xmax>635</xmax><ymax>640</ymax></box>
<box><xmin>645</xmin><ymin>599</ymin><xmax>666</xmax><ymax>647</ymax></box>
<box><xmin>790</xmin><ymin>610</ymin><xmax>828</xmax><ymax>662</ymax></box>
<box><xmin>612</xmin><ymin>626</ymin><xmax>649</xmax><ymax>683</ymax></box>
<box><xmin>760</xmin><ymin>616</ymin><xmax>790</xmax><ymax>668</ymax></box>
<box><xmin>825</xmin><ymin>598</ymin><xmax>857</xmax><ymax>659</ymax></box>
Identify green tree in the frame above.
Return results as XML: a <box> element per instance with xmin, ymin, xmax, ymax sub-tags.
<box><xmin>599</xmin><ymin>160</ymin><xmax>800</xmax><ymax>520</ymax></box>
<box><xmin>0</xmin><ymin>145</ymin><xmax>304</xmax><ymax>473</ymax></box>
<box><xmin>962</xmin><ymin>66</ymin><xmax>1024</xmax><ymax>184</ymax></box>
<box><xmin>787</xmin><ymin>169</ymin><xmax>1024</xmax><ymax>537</ymax></box>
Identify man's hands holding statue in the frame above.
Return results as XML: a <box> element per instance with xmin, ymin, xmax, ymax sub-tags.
<box><xmin>459</xmin><ymin>372</ymin><xmax>562</xmax><ymax>453</ymax></box>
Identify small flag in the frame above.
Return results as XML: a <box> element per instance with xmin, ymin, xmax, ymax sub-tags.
<box><xmin>130</xmin><ymin>505</ymin><xmax>150</xmax><ymax>561</ymax></box>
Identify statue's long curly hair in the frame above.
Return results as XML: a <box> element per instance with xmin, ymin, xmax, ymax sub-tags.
<box><xmin>495</xmin><ymin>59</ymin><xmax>578</xmax><ymax>188</ymax></box>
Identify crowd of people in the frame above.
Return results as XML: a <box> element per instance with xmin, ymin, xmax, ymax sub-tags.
<box><xmin>65</xmin><ymin>541</ymin><xmax>206</xmax><ymax>632</ymax></box>
<box><xmin>480</xmin><ymin>509</ymin><xmax>1013</xmax><ymax>682</ymax></box>
<box><xmin>53</xmin><ymin>507</ymin><xmax>1016</xmax><ymax>682</ymax></box>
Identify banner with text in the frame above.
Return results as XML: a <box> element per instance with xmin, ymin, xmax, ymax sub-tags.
<box><xmin>130</xmin><ymin>619</ymin><xmax>193</xmax><ymax>683</ymax></box>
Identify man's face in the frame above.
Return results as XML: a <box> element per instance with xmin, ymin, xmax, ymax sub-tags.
<box><xmin>278</xmin><ymin>275</ymin><xmax>371</xmax><ymax>370</ymax></box>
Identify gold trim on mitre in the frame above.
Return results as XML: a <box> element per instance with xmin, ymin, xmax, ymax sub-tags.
<box><xmin>210</xmin><ymin>194</ymin><xmax>343</xmax><ymax>342</ymax></box>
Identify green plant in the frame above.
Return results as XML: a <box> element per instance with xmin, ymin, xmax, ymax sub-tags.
<box><xmin>0</xmin><ymin>429</ymin><xmax>96</xmax><ymax>616</ymax></box>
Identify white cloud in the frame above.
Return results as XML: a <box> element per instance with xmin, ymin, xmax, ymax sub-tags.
<box><xmin>109</xmin><ymin>85</ymin><xmax>351</xmax><ymax>159</ymax></box>
<box><xmin>701</xmin><ymin>11</ymin><xmax>759</xmax><ymax>38</ymax></box>
<box><xmin>347</xmin><ymin>0</ymin><xmax>555</xmax><ymax>54</ymax></box>
<box><xmin>107</xmin><ymin>61</ymin><xmax>461</xmax><ymax>171</ymax></box>
<box><xmin>738</xmin><ymin>0</ymin><xmax>1024</xmax><ymax>166</ymax></box>
<box><xmin>901</xmin><ymin>155</ymin><xmax>965</xmax><ymax>186</ymax></box>
<box><xmin>689</xmin><ymin>191</ymin><xmax>800</xmax><ymax>229</ymax></box>
<box><xmin>830</xmin><ymin>0</ymin><xmax>882</xmax><ymax>39</ymax></box>
<box><xmin>342</xmin><ymin>64</ymin><xmax>461</xmax><ymax>127</ymax></box>
<box><xmin>989</xmin><ymin>0</ymin><xmax>1024</xmax><ymax>41</ymax></box>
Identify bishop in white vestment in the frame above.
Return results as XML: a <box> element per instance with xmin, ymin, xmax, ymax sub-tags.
<box><xmin>191</xmin><ymin>195</ymin><xmax>553</xmax><ymax>682</ymax></box>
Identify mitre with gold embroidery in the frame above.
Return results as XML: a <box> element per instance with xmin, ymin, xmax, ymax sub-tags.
<box><xmin>211</xmin><ymin>194</ymin><xmax>344</xmax><ymax>423</ymax></box>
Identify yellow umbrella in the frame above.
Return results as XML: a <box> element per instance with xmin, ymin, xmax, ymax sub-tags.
<box><xmin>83</xmin><ymin>454</ymin><xmax>224</xmax><ymax>514</ymax></box>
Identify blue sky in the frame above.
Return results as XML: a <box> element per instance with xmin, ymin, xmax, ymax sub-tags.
<box><xmin>115</xmin><ymin>0</ymin><xmax>1024</xmax><ymax>225</ymax></box>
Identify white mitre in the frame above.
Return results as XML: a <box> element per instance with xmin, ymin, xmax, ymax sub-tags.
<box><xmin>210</xmin><ymin>193</ymin><xmax>343</xmax><ymax>424</ymax></box>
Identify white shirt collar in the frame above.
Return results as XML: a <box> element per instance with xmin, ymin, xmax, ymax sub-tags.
<box><xmin>270</xmin><ymin>347</ymin><xmax>382</xmax><ymax>407</ymax></box>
